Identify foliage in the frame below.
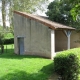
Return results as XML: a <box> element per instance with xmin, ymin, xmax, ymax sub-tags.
<box><xmin>0</xmin><ymin>27</ymin><xmax>14</xmax><ymax>53</ymax></box>
<box><xmin>0</xmin><ymin>45</ymin><xmax>53</xmax><ymax>80</ymax></box>
<box><xmin>4</xmin><ymin>33</ymin><xmax>14</xmax><ymax>39</ymax></box>
<box><xmin>0</xmin><ymin>27</ymin><xmax>14</xmax><ymax>45</ymax></box>
<box><xmin>46</xmin><ymin>0</ymin><xmax>80</xmax><ymax>29</ymax></box>
<box><xmin>0</xmin><ymin>27</ymin><xmax>6</xmax><ymax>45</ymax></box>
<box><xmin>0</xmin><ymin>32</ymin><xmax>4</xmax><ymax>45</ymax></box>
<box><xmin>0</xmin><ymin>0</ymin><xmax>49</xmax><ymax>28</ymax></box>
<box><xmin>4</xmin><ymin>38</ymin><xmax>14</xmax><ymax>45</ymax></box>
<box><xmin>54</xmin><ymin>49</ymin><xmax>80</xmax><ymax>80</ymax></box>
<box><xmin>11</xmin><ymin>0</ymin><xmax>48</xmax><ymax>13</ymax></box>
<box><xmin>9</xmin><ymin>26</ymin><xmax>14</xmax><ymax>35</ymax></box>
<box><xmin>70</xmin><ymin>0</ymin><xmax>80</xmax><ymax>21</ymax></box>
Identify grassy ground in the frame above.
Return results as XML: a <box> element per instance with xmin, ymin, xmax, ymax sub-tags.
<box><xmin>1</xmin><ymin>45</ymin><xmax>80</xmax><ymax>80</ymax></box>
<box><xmin>0</xmin><ymin>45</ymin><xmax>53</xmax><ymax>80</ymax></box>
<box><xmin>57</xmin><ymin>48</ymin><xmax>80</xmax><ymax>54</ymax></box>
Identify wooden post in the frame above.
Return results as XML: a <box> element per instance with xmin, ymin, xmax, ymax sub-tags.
<box><xmin>64</xmin><ymin>30</ymin><xmax>72</xmax><ymax>49</ymax></box>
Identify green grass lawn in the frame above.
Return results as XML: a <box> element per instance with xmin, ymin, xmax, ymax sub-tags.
<box><xmin>0</xmin><ymin>45</ymin><xmax>53</xmax><ymax>80</ymax></box>
<box><xmin>1</xmin><ymin>45</ymin><xmax>80</xmax><ymax>80</ymax></box>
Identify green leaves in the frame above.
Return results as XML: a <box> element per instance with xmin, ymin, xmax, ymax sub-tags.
<box><xmin>46</xmin><ymin>0</ymin><xmax>80</xmax><ymax>30</ymax></box>
<box><xmin>0</xmin><ymin>0</ymin><xmax>49</xmax><ymax>29</ymax></box>
<box><xmin>46</xmin><ymin>0</ymin><xmax>73</xmax><ymax>25</ymax></box>
<box><xmin>54</xmin><ymin>52</ymin><xmax>80</xmax><ymax>80</ymax></box>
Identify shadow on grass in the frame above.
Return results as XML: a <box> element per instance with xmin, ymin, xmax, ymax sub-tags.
<box><xmin>0</xmin><ymin>70</ymin><xmax>48</xmax><ymax>80</ymax></box>
<box><xmin>0</xmin><ymin>49</ymin><xmax>50</xmax><ymax>60</ymax></box>
<box><xmin>40</xmin><ymin>62</ymin><xmax>54</xmax><ymax>74</ymax></box>
<box><xmin>0</xmin><ymin>63</ymin><xmax>54</xmax><ymax>80</ymax></box>
<box><xmin>0</xmin><ymin>48</ymin><xmax>54</xmax><ymax>80</ymax></box>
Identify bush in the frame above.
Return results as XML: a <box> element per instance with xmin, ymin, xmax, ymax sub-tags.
<box><xmin>54</xmin><ymin>52</ymin><xmax>80</xmax><ymax>80</ymax></box>
<box><xmin>4</xmin><ymin>38</ymin><xmax>14</xmax><ymax>45</ymax></box>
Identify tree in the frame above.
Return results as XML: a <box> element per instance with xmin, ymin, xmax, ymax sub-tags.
<box><xmin>46</xmin><ymin>0</ymin><xmax>73</xmax><ymax>26</ymax></box>
<box><xmin>2</xmin><ymin>0</ymin><xmax>6</xmax><ymax>28</ymax></box>
<box><xmin>69</xmin><ymin>0</ymin><xmax>80</xmax><ymax>20</ymax></box>
<box><xmin>0</xmin><ymin>27</ymin><xmax>6</xmax><ymax>53</ymax></box>
<box><xmin>46</xmin><ymin>0</ymin><xmax>80</xmax><ymax>29</ymax></box>
<box><xmin>0</xmin><ymin>0</ymin><xmax>49</xmax><ymax>29</ymax></box>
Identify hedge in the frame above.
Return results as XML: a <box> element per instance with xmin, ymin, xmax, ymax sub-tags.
<box><xmin>54</xmin><ymin>52</ymin><xmax>80</xmax><ymax>80</ymax></box>
<box><xmin>4</xmin><ymin>38</ymin><xmax>14</xmax><ymax>45</ymax></box>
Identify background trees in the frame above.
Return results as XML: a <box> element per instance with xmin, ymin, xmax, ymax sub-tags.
<box><xmin>0</xmin><ymin>0</ymin><xmax>49</xmax><ymax>29</ymax></box>
<box><xmin>0</xmin><ymin>0</ymin><xmax>49</xmax><ymax>52</ymax></box>
<box><xmin>46</xmin><ymin>0</ymin><xmax>80</xmax><ymax>29</ymax></box>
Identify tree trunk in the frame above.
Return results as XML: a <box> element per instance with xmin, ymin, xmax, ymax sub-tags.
<box><xmin>2</xmin><ymin>0</ymin><xmax>6</xmax><ymax>28</ymax></box>
<box><xmin>1</xmin><ymin>45</ymin><xmax>4</xmax><ymax>53</ymax></box>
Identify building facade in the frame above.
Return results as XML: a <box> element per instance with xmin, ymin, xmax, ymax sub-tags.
<box><xmin>14</xmin><ymin>11</ymin><xmax>77</xmax><ymax>59</ymax></box>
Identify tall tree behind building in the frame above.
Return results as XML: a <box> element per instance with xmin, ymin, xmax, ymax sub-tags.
<box><xmin>0</xmin><ymin>0</ymin><xmax>49</xmax><ymax>29</ymax></box>
<box><xmin>46</xmin><ymin>0</ymin><xmax>80</xmax><ymax>29</ymax></box>
<box><xmin>2</xmin><ymin>0</ymin><xmax>6</xmax><ymax>28</ymax></box>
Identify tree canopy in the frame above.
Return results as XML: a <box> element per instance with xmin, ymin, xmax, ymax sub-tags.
<box><xmin>46</xmin><ymin>0</ymin><xmax>80</xmax><ymax>29</ymax></box>
<box><xmin>0</xmin><ymin>0</ymin><xmax>49</xmax><ymax>28</ymax></box>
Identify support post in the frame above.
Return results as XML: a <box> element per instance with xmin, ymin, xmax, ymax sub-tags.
<box><xmin>64</xmin><ymin>30</ymin><xmax>72</xmax><ymax>49</ymax></box>
<box><xmin>51</xmin><ymin>30</ymin><xmax>55</xmax><ymax>59</ymax></box>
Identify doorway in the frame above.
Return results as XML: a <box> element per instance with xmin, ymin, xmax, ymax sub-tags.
<box><xmin>18</xmin><ymin>37</ymin><xmax>24</xmax><ymax>55</ymax></box>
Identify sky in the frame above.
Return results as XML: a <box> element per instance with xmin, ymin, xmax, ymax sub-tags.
<box><xmin>0</xmin><ymin>0</ymin><xmax>54</xmax><ymax>26</ymax></box>
<box><xmin>49</xmin><ymin>0</ymin><xmax>53</xmax><ymax>2</ymax></box>
<box><xmin>36</xmin><ymin>0</ymin><xmax>53</xmax><ymax>16</ymax></box>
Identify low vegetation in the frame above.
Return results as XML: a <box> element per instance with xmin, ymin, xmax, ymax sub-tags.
<box><xmin>54</xmin><ymin>48</ymin><xmax>80</xmax><ymax>80</ymax></box>
<box><xmin>4</xmin><ymin>33</ymin><xmax>14</xmax><ymax>45</ymax></box>
<box><xmin>0</xmin><ymin>31</ymin><xmax>14</xmax><ymax>53</ymax></box>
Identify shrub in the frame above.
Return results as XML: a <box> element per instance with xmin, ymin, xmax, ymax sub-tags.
<box><xmin>4</xmin><ymin>38</ymin><xmax>14</xmax><ymax>45</ymax></box>
<box><xmin>54</xmin><ymin>52</ymin><xmax>80</xmax><ymax>80</ymax></box>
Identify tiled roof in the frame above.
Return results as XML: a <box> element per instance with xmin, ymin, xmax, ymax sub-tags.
<box><xmin>14</xmin><ymin>11</ymin><xmax>75</xmax><ymax>30</ymax></box>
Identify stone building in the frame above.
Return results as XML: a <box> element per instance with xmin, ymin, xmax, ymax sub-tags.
<box><xmin>13</xmin><ymin>11</ymin><xmax>79</xmax><ymax>59</ymax></box>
